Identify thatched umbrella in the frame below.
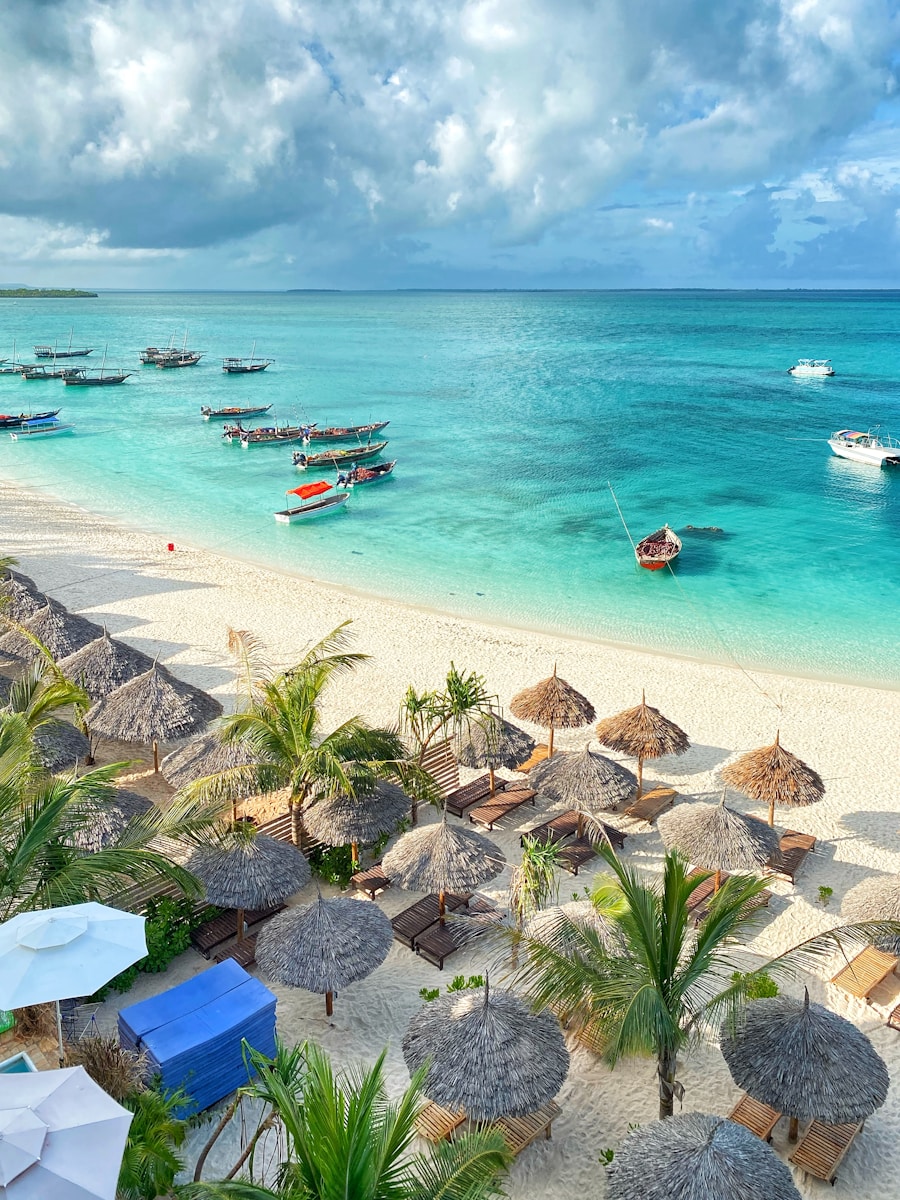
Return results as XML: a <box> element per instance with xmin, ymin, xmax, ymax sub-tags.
<box><xmin>72</xmin><ymin>789</ymin><xmax>154</xmax><ymax>853</ymax></box>
<box><xmin>381</xmin><ymin>815</ymin><xmax>505</xmax><ymax>923</ymax></box>
<box><xmin>720</xmin><ymin>989</ymin><xmax>890</xmax><ymax>1142</ymax></box>
<box><xmin>509</xmin><ymin>666</ymin><xmax>595</xmax><ymax>758</ymax></box>
<box><xmin>87</xmin><ymin>662</ymin><xmax>223</xmax><ymax>771</ymax></box>
<box><xmin>58</xmin><ymin>629</ymin><xmax>154</xmax><ymax>702</ymax></box>
<box><xmin>455</xmin><ymin>714</ymin><xmax>535</xmax><ymax>795</ymax></box>
<box><xmin>256</xmin><ymin>894</ymin><xmax>392</xmax><ymax>1016</ymax></box>
<box><xmin>0</xmin><ymin>601</ymin><xmax>103</xmax><ymax>665</ymax></box>
<box><xmin>187</xmin><ymin>833</ymin><xmax>311</xmax><ymax>940</ymax></box>
<box><xmin>525</xmin><ymin>899</ymin><xmax>616</xmax><ymax>954</ymax></box>
<box><xmin>595</xmin><ymin>691</ymin><xmax>689</xmax><ymax>798</ymax></box>
<box><xmin>658</xmin><ymin>793</ymin><xmax>780</xmax><ymax>891</ymax></box>
<box><xmin>402</xmin><ymin>980</ymin><xmax>569</xmax><ymax>1120</ymax></box>
<box><xmin>530</xmin><ymin>744</ymin><xmax>636</xmax><ymax>835</ymax></box>
<box><xmin>33</xmin><ymin>721</ymin><xmax>90</xmax><ymax>772</ymax></box>
<box><xmin>842</xmin><ymin>875</ymin><xmax>900</xmax><ymax>954</ymax></box>
<box><xmin>606</xmin><ymin>1112</ymin><xmax>801</xmax><ymax>1200</ymax></box>
<box><xmin>304</xmin><ymin>781</ymin><xmax>410</xmax><ymax>867</ymax></box>
<box><xmin>160</xmin><ymin>731</ymin><xmax>259</xmax><ymax>791</ymax></box>
<box><xmin>0</xmin><ymin>573</ymin><xmax>46</xmax><ymax>622</ymax></box>
<box><xmin>720</xmin><ymin>732</ymin><xmax>824</xmax><ymax>827</ymax></box>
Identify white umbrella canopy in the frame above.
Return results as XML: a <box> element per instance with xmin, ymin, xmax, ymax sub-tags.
<box><xmin>0</xmin><ymin>1065</ymin><xmax>132</xmax><ymax>1200</ymax></box>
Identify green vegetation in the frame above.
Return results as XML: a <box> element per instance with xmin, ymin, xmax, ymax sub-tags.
<box><xmin>818</xmin><ymin>885</ymin><xmax>834</xmax><ymax>906</ymax></box>
<box><xmin>0</xmin><ymin>287</ymin><xmax>97</xmax><ymax>297</ymax></box>
<box><xmin>731</xmin><ymin>969</ymin><xmax>779</xmax><ymax>999</ymax></box>
<box><xmin>97</xmin><ymin>896</ymin><xmax>220</xmax><ymax>997</ymax></box>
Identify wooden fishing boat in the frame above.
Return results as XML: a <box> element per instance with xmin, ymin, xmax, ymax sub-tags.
<box><xmin>635</xmin><ymin>525</ymin><xmax>682</xmax><ymax>570</ymax></box>
<box><xmin>222</xmin><ymin>357</ymin><xmax>271</xmax><ymax>373</ymax></box>
<box><xmin>303</xmin><ymin>420</ymin><xmax>389</xmax><ymax>442</ymax></box>
<box><xmin>0</xmin><ymin>410</ymin><xmax>59</xmax><ymax>430</ymax></box>
<box><xmin>9</xmin><ymin>418</ymin><xmax>73</xmax><ymax>439</ymax></box>
<box><xmin>156</xmin><ymin>352</ymin><xmax>203</xmax><ymax>368</ymax></box>
<box><xmin>65</xmin><ymin>371</ymin><xmax>132</xmax><ymax>386</ymax></box>
<box><xmin>335</xmin><ymin>460</ymin><xmax>396</xmax><ymax>487</ymax></box>
<box><xmin>292</xmin><ymin>440</ymin><xmax>388</xmax><ymax>469</ymax></box>
<box><xmin>274</xmin><ymin>481</ymin><xmax>349</xmax><ymax>523</ymax></box>
<box><xmin>201</xmin><ymin>404</ymin><xmax>273</xmax><ymax>420</ymax></box>
<box><xmin>34</xmin><ymin>331</ymin><xmax>94</xmax><ymax>358</ymax></box>
<box><xmin>21</xmin><ymin>365</ymin><xmax>84</xmax><ymax>380</ymax></box>
<box><xmin>140</xmin><ymin>346</ymin><xmax>177</xmax><ymax>364</ymax></box>
<box><xmin>225</xmin><ymin>423</ymin><xmax>309</xmax><ymax>446</ymax></box>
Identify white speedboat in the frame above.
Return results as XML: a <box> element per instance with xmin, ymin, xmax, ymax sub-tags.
<box><xmin>828</xmin><ymin>429</ymin><xmax>900</xmax><ymax>467</ymax></box>
<box><xmin>789</xmin><ymin>359</ymin><xmax>834</xmax><ymax>376</ymax></box>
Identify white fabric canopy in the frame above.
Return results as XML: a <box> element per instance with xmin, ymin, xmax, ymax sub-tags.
<box><xmin>0</xmin><ymin>1065</ymin><xmax>132</xmax><ymax>1199</ymax></box>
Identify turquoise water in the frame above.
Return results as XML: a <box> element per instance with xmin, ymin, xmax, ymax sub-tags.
<box><xmin>1</xmin><ymin>290</ymin><xmax>899</xmax><ymax>687</ymax></box>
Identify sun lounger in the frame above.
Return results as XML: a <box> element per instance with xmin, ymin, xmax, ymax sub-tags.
<box><xmin>685</xmin><ymin>869</ymin><xmax>771</xmax><ymax>925</ymax></box>
<box><xmin>256</xmin><ymin>811</ymin><xmax>324</xmax><ymax>856</ymax></box>
<box><xmin>789</xmin><ymin>1119</ymin><xmax>863</xmax><ymax>1183</ymax></box>
<box><xmin>572</xmin><ymin>1019</ymin><xmax>607</xmax><ymax>1056</ymax></box>
<box><xmin>515</xmin><ymin>744</ymin><xmax>550</xmax><ymax>774</ymax></box>
<box><xmin>390</xmin><ymin>892</ymin><xmax>468</xmax><ymax>948</ymax></box>
<box><xmin>468</xmin><ymin>789</ymin><xmax>537</xmax><ymax>830</ymax></box>
<box><xmin>624</xmin><ymin>787</ymin><xmax>676</xmax><ymax>824</ymax></box>
<box><xmin>831</xmin><ymin>946</ymin><xmax>899</xmax><ymax>1002</ymax></box>
<box><xmin>522</xmin><ymin>810</ymin><xmax>581</xmax><ymax>847</ymax></box>
<box><xmin>350</xmin><ymin>861</ymin><xmax>391</xmax><ymax>899</ymax></box>
<box><xmin>728</xmin><ymin>1093</ymin><xmax>781</xmax><ymax>1142</ymax></box>
<box><xmin>768</xmin><ymin>829</ymin><xmax>816</xmax><ymax>883</ymax></box>
<box><xmin>557</xmin><ymin>838</ymin><xmax>597</xmax><ymax>876</ymax></box>
<box><xmin>444</xmin><ymin>775</ymin><xmax>506</xmax><ymax>818</ymax></box>
<box><xmin>191</xmin><ymin>912</ymin><xmax>239</xmax><ymax>957</ymax></box>
<box><xmin>415</xmin><ymin>1100</ymin><xmax>466</xmax><ymax>1143</ymax></box>
<box><xmin>492</xmin><ymin>1100</ymin><xmax>562</xmax><ymax>1156</ymax></box>
<box><xmin>414</xmin><ymin>903</ymin><xmax>503</xmax><ymax>969</ymax></box>
<box><xmin>214</xmin><ymin>934</ymin><xmax>258</xmax><ymax>969</ymax></box>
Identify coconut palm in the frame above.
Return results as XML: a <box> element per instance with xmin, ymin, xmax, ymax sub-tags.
<box><xmin>509</xmin><ymin>835</ymin><xmax>562</xmax><ymax>943</ymax></box>
<box><xmin>117</xmin><ymin>1085</ymin><xmax>188</xmax><ymax>1200</ymax></box>
<box><xmin>2</xmin><ymin>662</ymin><xmax>89</xmax><ymax>733</ymax></box>
<box><xmin>184</xmin><ymin>1039</ymin><xmax>509</xmax><ymax>1200</ymax></box>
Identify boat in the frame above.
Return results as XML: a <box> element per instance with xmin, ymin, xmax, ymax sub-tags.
<box><xmin>140</xmin><ymin>346</ymin><xmax>178</xmax><ymax>364</ymax></box>
<box><xmin>34</xmin><ymin>331</ymin><xmax>94</xmax><ymax>358</ymax></box>
<box><xmin>224</xmin><ymin>423</ymin><xmax>310</xmax><ymax>446</ymax></box>
<box><xmin>157</xmin><ymin>352</ymin><xmax>203</xmax><ymax>368</ymax></box>
<box><xmin>9</xmin><ymin>417</ymin><xmax>73</xmax><ymax>439</ymax></box>
<box><xmin>20</xmin><ymin>365</ymin><xmax>85</xmax><ymax>381</ymax></box>
<box><xmin>223</xmin><ymin>342</ymin><xmax>272</xmax><ymax>373</ymax></box>
<box><xmin>273</xmin><ymin>481</ymin><xmax>349</xmax><ymax>523</ymax></box>
<box><xmin>788</xmin><ymin>359</ymin><xmax>834</xmax><ymax>376</ymax></box>
<box><xmin>335</xmin><ymin>460</ymin><xmax>396</xmax><ymax>487</ymax></box>
<box><xmin>828</xmin><ymin>428</ymin><xmax>900</xmax><ymax>467</ymax></box>
<box><xmin>292</xmin><ymin>440</ymin><xmax>388</xmax><ymax>468</ymax></box>
<box><xmin>0</xmin><ymin>410</ymin><xmax>60</xmax><ymax>430</ymax></box>
<box><xmin>303</xmin><ymin>421</ymin><xmax>389</xmax><ymax>443</ymax></box>
<box><xmin>201</xmin><ymin>404</ymin><xmax>273</xmax><ymax>420</ymax></box>
<box><xmin>64</xmin><ymin>347</ymin><xmax>131</xmax><ymax>386</ymax></box>
<box><xmin>0</xmin><ymin>342</ymin><xmax>25</xmax><ymax>375</ymax></box>
<box><xmin>635</xmin><ymin>525</ymin><xmax>682</xmax><ymax>570</ymax></box>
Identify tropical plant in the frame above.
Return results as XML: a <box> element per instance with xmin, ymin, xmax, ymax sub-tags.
<box><xmin>3</xmin><ymin>662</ymin><xmax>89</xmax><ymax>732</ymax></box>
<box><xmin>118</xmin><ymin>1084</ymin><xmax>188</xmax><ymax>1200</ymax></box>
<box><xmin>185</xmin><ymin>1039</ymin><xmax>509</xmax><ymax>1200</ymax></box>
<box><xmin>510</xmin><ymin>836</ymin><xmax>562</xmax><ymax>932</ymax></box>
<box><xmin>66</xmin><ymin>1035</ymin><xmax>148</xmax><ymax>1101</ymax></box>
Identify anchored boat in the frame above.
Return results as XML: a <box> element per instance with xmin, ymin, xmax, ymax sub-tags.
<box><xmin>292</xmin><ymin>440</ymin><xmax>388</xmax><ymax>469</ymax></box>
<box><xmin>34</xmin><ymin>331</ymin><xmax>94</xmax><ymax>358</ymax></box>
<box><xmin>303</xmin><ymin>421</ymin><xmax>389</xmax><ymax>443</ymax></box>
<box><xmin>274</xmin><ymin>481</ymin><xmax>349</xmax><ymax>523</ymax></box>
<box><xmin>635</xmin><ymin>525</ymin><xmax>682</xmax><ymax>570</ymax></box>
<box><xmin>223</xmin><ymin>342</ymin><xmax>272</xmax><ymax>373</ymax></box>
<box><xmin>788</xmin><ymin>359</ymin><xmax>834</xmax><ymax>377</ymax></box>
<box><xmin>828</xmin><ymin>428</ymin><xmax>900</xmax><ymax>467</ymax></box>
<box><xmin>335</xmin><ymin>460</ymin><xmax>396</xmax><ymax>487</ymax></box>
<box><xmin>224</xmin><ymin>423</ymin><xmax>309</xmax><ymax>446</ymax></box>
<box><xmin>9</xmin><ymin>416</ymin><xmax>73</xmax><ymax>439</ymax></box>
<box><xmin>201</xmin><ymin>404</ymin><xmax>273</xmax><ymax>420</ymax></box>
<box><xmin>0</xmin><ymin>410</ymin><xmax>60</xmax><ymax>430</ymax></box>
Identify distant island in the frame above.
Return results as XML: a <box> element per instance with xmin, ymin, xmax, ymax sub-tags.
<box><xmin>0</xmin><ymin>287</ymin><xmax>97</xmax><ymax>298</ymax></box>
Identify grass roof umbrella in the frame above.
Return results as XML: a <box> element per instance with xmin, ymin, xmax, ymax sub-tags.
<box><xmin>658</xmin><ymin>793</ymin><xmax>780</xmax><ymax>891</ymax></box>
<box><xmin>160</xmin><ymin>730</ymin><xmax>262</xmax><ymax>820</ymax></box>
<box><xmin>71</xmin><ymin>788</ymin><xmax>154</xmax><ymax>853</ymax></box>
<box><xmin>525</xmin><ymin>898</ymin><xmax>616</xmax><ymax>955</ymax></box>
<box><xmin>720</xmin><ymin>732</ymin><xmax>825</xmax><ymax>827</ymax></box>
<box><xmin>256</xmin><ymin>893</ymin><xmax>392</xmax><ymax>1016</ymax></box>
<box><xmin>381</xmin><ymin>815</ymin><xmax>505</xmax><ymax>923</ymax></box>
<box><xmin>455</xmin><ymin>714</ymin><xmax>535</xmax><ymax>795</ymax></box>
<box><xmin>0</xmin><ymin>573</ymin><xmax>46</xmax><ymax>622</ymax></box>
<box><xmin>0</xmin><ymin>601</ymin><xmax>103</xmax><ymax>665</ymax></box>
<box><xmin>304</xmin><ymin>780</ymin><xmax>410</xmax><ymax>867</ymax></box>
<box><xmin>402</xmin><ymin>979</ymin><xmax>569</xmax><ymax>1120</ymax></box>
<box><xmin>842</xmin><ymin>875</ymin><xmax>900</xmax><ymax>954</ymax></box>
<box><xmin>606</xmin><ymin>1112</ymin><xmax>801</xmax><ymax>1200</ymax></box>
<box><xmin>720</xmin><ymin>989</ymin><xmax>890</xmax><ymax>1142</ymax></box>
<box><xmin>509</xmin><ymin>665</ymin><xmax>595</xmax><ymax>758</ymax></box>
<box><xmin>58</xmin><ymin>629</ymin><xmax>154</xmax><ymax>702</ymax></box>
<box><xmin>87</xmin><ymin>661</ymin><xmax>223</xmax><ymax>771</ymax></box>
<box><xmin>530</xmin><ymin>744</ymin><xmax>637</xmax><ymax>835</ymax></box>
<box><xmin>32</xmin><ymin>720</ymin><xmax>91</xmax><ymax>772</ymax></box>
<box><xmin>595</xmin><ymin>691</ymin><xmax>690</xmax><ymax>798</ymax></box>
<box><xmin>187</xmin><ymin>831</ymin><xmax>311</xmax><ymax>940</ymax></box>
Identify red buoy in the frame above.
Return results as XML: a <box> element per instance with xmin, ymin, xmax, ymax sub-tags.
<box><xmin>167</xmin><ymin>543</ymin><xmax>175</xmax><ymax>552</ymax></box>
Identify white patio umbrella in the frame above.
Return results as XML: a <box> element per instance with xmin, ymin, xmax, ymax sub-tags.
<box><xmin>0</xmin><ymin>1064</ymin><xmax>132</xmax><ymax>1199</ymax></box>
<box><xmin>0</xmin><ymin>903</ymin><xmax>146</xmax><ymax>1065</ymax></box>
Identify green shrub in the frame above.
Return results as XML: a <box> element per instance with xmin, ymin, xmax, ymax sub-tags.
<box><xmin>419</xmin><ymin>987</ymin><xmax>440</xmax><ymax>1002</ymax></box>
<box><xmin>309</xmin><ymin>843</ymin><xmax>355</xmax><ymax>889</ymax></box>
<box><xmin>97</xmin><ymin>897</ymin><xmax>219</xmax><ymax>997</ymax></box>
<box><xmin>731</xmin><ymin>969</ymin><xmax>779</xmax><ymax>999</ymax></box>
<box><xmin>818</xmin><ymin>885</ymin><xmax>833</xmax><ymax>906</ymax></box>
<box><xmin>446</xmin><ymin>974</ymin><xmax>485</xmax><ymax>993</ymax></box>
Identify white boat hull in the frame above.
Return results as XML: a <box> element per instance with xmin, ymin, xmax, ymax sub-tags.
<box><xmin>789</xmin><ymin>364</ymin><xmax>834</xmax><ymax>376</ymax></box>
<box><xmin>273</xmin><ymin>493</ymin><xmax>349</xmax><ymax>523</ymax></box>
<box><xmin>10</xmin><ymin>424</ymin><xmax>73</xmax><ymax>439</ymax></box>
<box><xmin>828</xmin><ymin>440</ymin><xmax>900</xmax><ymax>467</ymax></box>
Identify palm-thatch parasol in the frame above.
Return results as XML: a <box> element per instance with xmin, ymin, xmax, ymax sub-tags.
<box><xmin>256</xmin><ymin>894</ymin><xmax>392</xmax><ymax>1016</ymax></box>
<box><xmin>720</xmin><ymin>989</ymin><xmax>890</xmax><ymax>1142</ymax></box>
<box><xmin>0</xmin><ymin>572</ymin><xmax>47</xmax><ymax>622</ymax></box>
<box><xmin>187</xmin><ymin>832</ymin><xmax>311</xmax><ymax>940</ymax></box>
<box><xmin>0</xmin><ymin>601</ymin><xmax>103</xmax><ymax>665</ymax></box>
<box><xmin>304</xmin><ymin>781</ymin><xmax>410</xmax><ymax>867</ymax></box>
<box><xmin>160</xmin><ymin>731</ymin><xmax>259</xmax><ymax>791</ymax></box>
<box><xmin>509</xmin><ymin>666</ymin><xmax>595</xmax><ymax>758</ymax></box>
<box><xmin>605</xmin><ymin>1112</ymin><xmax>801</xmax><ymax>1200</ymax></box>
<box><xmin>530</xmin><ymin>744</ymin><xmax>636</xmax><ymax>835</ymax></box>
<box><xmin>720</xmin><ymin>732</ymin><xmax>824</xmax><ymax>827</ymax></box>
<box><xmin>658</xmin><ymin>793</ymin><xmax>780</xmax><ymax>891</ymax></box>
<box><xmin>594</xmin><ymin>691</ymin><xmax>689</xmax><ymax>798</ymax></box>
<box><xmin>33</xmin><ymin>721</ymin><xmax>90</xmax><ymax>772</ymax></box>
<box><xmin>525</xmin><ymin>898</ymin><xmax>616</xmax><ymax>955</ymax></box>
<box><xmin>87</xmin><ymin>661</ymin><xmax>223</xmax><ymax>771</ymax></box>
<box><xmin>842</xmin><ymin>875</ymin><xmax>900</xmax><ymax>954</ymax></box>
<box><xmin>71</xmin><ymin>788</ymin><xmax>154</xmax><ymax>853</ymax></box>
<box><xmin>402</xmin><ymin>980</ymin><xmax>569</xmax><ymax>1120</ymax></box>
<box><xmin>381</xmin><ymin>815</ymin><xmax>505</xmax><ymax>923</ymax></box>
<box><xmin>455</xmin><ymin>714</ymin><xmax>535</xmax><ymax>794</ymax></box>
<box><xmin>58</xmin><ymin>629</ymin><xmax>155</xmax><ymax>702</ymax></box>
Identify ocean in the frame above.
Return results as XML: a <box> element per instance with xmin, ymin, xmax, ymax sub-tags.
<box><xmin>1</xmin><ymin>289</ymin><xmax>898</xmax><ymax>687</ymax></box>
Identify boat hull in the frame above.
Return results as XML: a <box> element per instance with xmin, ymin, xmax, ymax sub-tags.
<box><xmin>223</xmin><ymin>363</ymin><xmax>269</xmax><ymax>373</ymax></box>
<box><xmin>202</xmin><ymin>405</ymin><xmax>273</xmax><ymax>420</ymax></box>
<box><xmin>273</xmin><ymin>493</ymin><xmax>349</xmax><ymax>523</ymax></box>
<box><xmin>635</xmin><ymin>526</ymin><xmax>682</xmax><ymax>570</ymax></box>
<box><xmin>10</xmin><ymin>423</ymin><xmax>73</xmax><ymax>439</ymax></box>
<box><xmin>789</xmin><ymin>365</ymin><xmax>834</xmax><ymax>376</ymax></box>
<box><xmin>305</xmin><ymin>421</ymin><xmax>389</xmax><ymax>442</ymax></box>
<box><xmin>64</xmin><ymin>375</ymin><xmax>131</xmax><ymax>386</ymax></box>
<box><xmin>828</xmin><ymin>440</ymin><xmax>900</xmax><ymax>467</ymax></box>
<box><xmin>337</xmin><ymin>461</ymin><xmax>396</xmax><ymax>487</ymax></box>
<box><xmin>293</xmin><ymin>440</ymin><xmax>388</xmax><ymax>468</ymax></box>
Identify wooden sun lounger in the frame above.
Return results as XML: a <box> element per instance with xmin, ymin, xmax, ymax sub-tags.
<box><xmin>572</xmin><ymin>1019</ymin><xmax>607</xmax><ymax>1056</ymax></box>
<box><xmin>444</xmin><ymin>774</ymin><xmax>506</xmax><ymax>818</ymax></box>
<box><xmin>414</xmin><ymin>904</ymin><xmax>503</xmax><ymax>969</ymax></box>
<box><xmin>468</xmin><ymin>788</ymin><xmax>536</xmax><ymax>831</ymax></box>
<box><xmin>391</xmin><ymin>892</ymin><xmax>468</xmax><ymax>948</ymax></box>
<box><xmin>515</xmin><ymin>744</ymin><xmax>550</xmax><ymax>774</ymax></box>
<box><xmin>521</xmin><ymin>810</ymin><xmax>581</xmax><ymax>847</ymax></box>
<box><xmin>768</xmin><ymin>829</ymin><xmax>816</xmax><ymax>883</ymax></box>
<box><xmin>491</xmin><ymin>1100</ymin><xmax>562</xmax><ymax>1156</ymax></box>
<box><xmin>557</xmin><ymin>838</ymin><xmax>597</xmax><ymax>876</ymax></box>
<box><xmin>728</xmin><ymin>1093</ymin><xmax>781</xmax><ymax>1142</ymax></box>
<box><xmin>350</xmin><ymin>861</ymin><xmax>391</xmax><ymax>899</ymax></box>
<box><xmin>789</xmin><ymin>1119</ymin><xmax>863</xmax><ymax>1183</ymax></box>
<box><xmin>831</xmin><ymin>946</ymin><xmax>899</xmax><ymax>1002</ymax></box>
<box><xmin>686</xmin><ymin>869</ymin><xmax>771</xmax><ymax>926</ymax></box>
<box><xmin>415</xmin><ymin>1100</ymin><xmax>466</xmax><ymax>1143</ymax></box>
<box><xmin>624</xmin><ymin>787</ymin><xmax>676</xmax><ymax>824</ymax></box>
<box><xmin>214</xmin><ymin>933</ymin><xmax>258</xmax><ymax>969</ymax></box>
<box><xmin>191</xmin><ymin>911</ymin><xmax>239</xmax><ymax>957</ymax></box>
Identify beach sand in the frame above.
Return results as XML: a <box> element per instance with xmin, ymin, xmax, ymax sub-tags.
<box><xmin>3</xmin><ymin>480</ymin><xmax>900</xmax><ymax>1197</ymax></box>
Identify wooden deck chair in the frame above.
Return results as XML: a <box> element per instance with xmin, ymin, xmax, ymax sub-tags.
<box><xmin>390</xmin><ymin>893</ymin><xmax>469</xmax><ymax>948</ymax></box>
<box><xmin>214</xmin><ymin>934</ymin><xmax>258</xmax><ymax>969</ymax></box>
<box><xmin>515</xmin><ymin>744</ymin><xmax>551</xmax><ymax>774</ymax></box>
<box><xmin>350</xmin><ymin>861</ymin><xmax>391</xmax><ymax>899</ymax></box>
<box><xmin>468</xmin><ymin>789</ymin><xmax>537</xmax><ymax>830</ymax></box>
<box><xmin>831</xmin><ymin>946</ymin><xmax>899</xmax><ymax>1002</ymax></box>
<box><xmin>789</xmin><ymin>1119</ymin><xmax>863</xmax><ymax>1183</ymax></box>
<box><xmin>415</xmin><ymin>1101</ymin><xmax>465</xmax><ymax>1143</ymax></box>
<box><xmin>727</xmin><ymin>1093</ymin><xmax>781</xmax><ymax>1142</ymax></box>
<box><xmin>624</xmin><ymin>787</ymin><xmax>676</xmax><ymax>825</ymax></box>
<box><xmin>444</xmin><ymin>775</ymin><xmax>505</xmax><ymax>818</ymax></box>
<box><xmin>491</xmin><ymin>1100</ymin><xmax>562</xmax><ymax>1156</ymax></box>
<box><xmin>768</xmin><ymin>830</ymin><xmax>816</xmax><ymax>883</ymax></box>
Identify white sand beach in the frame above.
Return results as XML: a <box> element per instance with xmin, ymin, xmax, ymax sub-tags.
<box><xmin>3</xmin><ymin>479</ymin><xmax>900</xmax><ymax>1198</ymax></box>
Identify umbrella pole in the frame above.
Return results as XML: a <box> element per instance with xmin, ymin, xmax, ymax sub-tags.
<box><xmin>325</xmin><ymin>990</ymin><xmax>334</xmax><ymax>1017</ymax></box>
<box><xmin>439</xmin><ymin>889</ymin><xmax>446</xmax><ymax>927</ymax></box>
<box><xmin>489</xmin><ymin>766</ymin><xmax>495</xmax><ymax>797</ymax></box>
<box><xmin>768</xmin><ymin>797</ymin><xmax>775</xmax><ymax>828</ymax></box>
<box><xmin>56</xmin><ymin>999</ymin><xmax>65</xmax><ymax>1066</ymax></box>
<box><xmin>152</xmin><ymin>739</ymin><xmax>160</xmax><ymax>773</ymax></box>
<box><xmin>713</xmin><ymin>869</ymin><xmax>721</xmax><ymax>893</ymax></box>
<box><xmin>636</xmin><ymin>755</ymin><xmax>644</xmax><ymax>800</ymax></box>
<box><xmin>236</xmin><ymin>908</ymin><xmax>245</xmax><ymax>941</ymax></box>
<box><xmin>548</xmin><ymin>724</ymin><xmax>555</xmax><ymax>758</ymax></box>
<box><xmin>351</xmin><ymin>842</ymin><xmax>359</xmax><ymax>869</ymax></box>
<box><xmin>788</xmin><ymin>1115</ymin><xmax>799</xmax><ymax>1143</ymax></box>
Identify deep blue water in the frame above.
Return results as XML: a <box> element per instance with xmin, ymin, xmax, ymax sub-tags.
<box><xmin>1</xmin><ymin>290</ymin><xmax>899</xmax><ymax>686</ymax></box>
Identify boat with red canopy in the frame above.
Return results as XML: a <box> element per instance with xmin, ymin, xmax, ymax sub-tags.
<box><xmin>273</xmin><ymin>480</ymin><xmax>349</xmax><ymax>523</ymax></box>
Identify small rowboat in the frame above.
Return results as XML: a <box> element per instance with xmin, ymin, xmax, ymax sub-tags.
<box><xmin>304</xmin><ymin>421</ymin><xmax>389</xmax><ymax>442</ymax></box>
<box><xmin>292</xmin><ymin>440</ymin><xmax>388</xmax><ymax>469</ymax></box>
<box><xmin>274</xmin><ymin>479</ymin><xmax>349</xmax><ymax>523</ymax></box>
<box><xmin>202</xmin><ymin>404</ymin><xmax>273</xmax><ymax>421</ymax></box>
<box><xmin>635</xmin><ymin>525</ymin><xmax>682</xmax><ymax>570</ymax></box>
<box><xmin>0</xmin><ymin>410</ymin><xmax>59</xmax><ymax>430</ymax></box>
<box><xmin>227</xmin><ymin>424</ymin><xmax>309</xmax><ymax>446</ymax></box>
<box><xmin>335</xmin><ymin>460</ymin><xmax>396</xmax><ymax>487</ymax></box>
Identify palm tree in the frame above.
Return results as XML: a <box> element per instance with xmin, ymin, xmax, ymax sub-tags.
<box><xmin>117</xmin><ymin>1085</ymin><xmax>188</xmax><ymax>1200</ymax></box>
<box><xmin>509</xmin><ymin>835</ymin><xmax>562</xmax><ymax>938</ymax></box>
<box><xmin>185</xmin><ymin>1039</ymin><xmax>509</xmax><ymax>1200</ymax></box>
<box><xmin>4</xmin><ymin>662</ymin><xmax>89</xmax><ymax>732</ymax></box>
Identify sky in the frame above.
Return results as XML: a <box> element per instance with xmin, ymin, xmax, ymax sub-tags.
<box><xmin>1</xmin><ymin>0</ymin><xmax>899</xmax><ymax>289</ymax></box>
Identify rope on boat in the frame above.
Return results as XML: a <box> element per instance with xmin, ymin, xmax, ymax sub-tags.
<box><xmin>607</xmin><ymin>481</ymin><xmax>637</xmax><ymax>552</ymax></box>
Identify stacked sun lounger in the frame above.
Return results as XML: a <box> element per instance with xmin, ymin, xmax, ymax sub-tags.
<box><xmin>190</xmin><ymin>904</ymin><xmax>286</xmax><ymax>957</ymax></box>
<box><xmin>118</xmin><ymin>960</ymin><xmax>277</xmax><ymax>1116</ymax></box>
<box><xmin>444</xmin><ymin>774</ymin><xmax>507</xmax><ymax>818</ymax></box>
<box><xmin>391</xmin><ymin>893</ymin><xmax>469</xmax><ymax>948</ymax></box>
